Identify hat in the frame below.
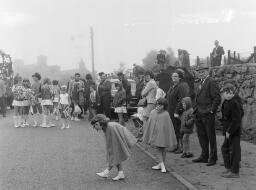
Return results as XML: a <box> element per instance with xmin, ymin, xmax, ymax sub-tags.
<box><xmin>32</xmin><ymin>72</ymin><xmax>41</xmax><ymax>80</ymax></box>
<box><xmin>91</xmin><ymin>114</ymin><xmax>110</xmax><ymax>125</ymax></box>
<box><xmin>195</xmin><ymin>66</ymin><xmax>209</xmax><ymax>71</ymax></box>
<box><xmin>98</xmin><ymin>72</ymin><xmax>105</xmax><ymax>76</ymax></box>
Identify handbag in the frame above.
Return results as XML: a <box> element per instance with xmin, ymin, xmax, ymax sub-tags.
<box><xmin>137</xmin><ymin>97</ymin><xmax>147</xmax><ymax>107</ymax></box>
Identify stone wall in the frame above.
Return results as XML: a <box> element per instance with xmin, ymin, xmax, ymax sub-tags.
<box><xmin>210</xmin><ymin>63</ymin><xmax>256</xmax><ymax>130</ymax></box>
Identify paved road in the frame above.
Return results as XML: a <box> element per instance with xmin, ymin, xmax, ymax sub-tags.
<box><xmin>0</xmin><ymin>114</ymin><xmax>187</xmax><ymax>190</ymax></box>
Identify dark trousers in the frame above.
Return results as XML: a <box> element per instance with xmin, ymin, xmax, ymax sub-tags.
<box><xmin>0</xmin><ymin>97</ymin><xmax>6</xmax><ymax>116</ymax></box>
<box><xmin>70</xmin><ymin>102</ymin><xmax>83</xmax><ymax>117</ymax></box>
<box><xmin>221</xmin><ymin>136</ymin><xmax>241</xmax><ymax>174</ymax></box>
<box><xmin>195</xmin><ymin>113</ymin><xmax>218</xmax><ymax>161</ymax></box>
<box><xmin>99</xmin><ymin>96</ymin><xmax>111</xmax><ymax>118</ymax></box>
<box><xmin>171</xmin><ymin>115</ymin><xmax>182</xmax><ymax>141</ymax></box>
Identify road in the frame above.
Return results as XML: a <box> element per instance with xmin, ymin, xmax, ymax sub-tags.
<box><xmin>0</xmin><ymin>113</ymin><xmax>187</xmax><ymax>190</ymax></box>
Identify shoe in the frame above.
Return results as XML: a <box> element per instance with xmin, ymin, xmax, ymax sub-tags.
<box><xmin>14</xmin><ymin>125</ymin><xmax>20</xmax><ymax>128</ymax></box>
<box><xmin>71</xmin><ymin>117</ymin><xmax>74</xmax><ymax>121</ymax></box>
<box><xmin>66</xmin><ymin>125</ymin><xmax>70</xmax><ymax>129</ymax></box>
<box><xmin>160</xmin><ymin>163</ymin><xmax>167</xmax><ymax>173</ymax></box>
<box><xmin>152</xmin><ymin>164</ymin><xmax>161</xmax><ymax>170</ymax></box>
<box><xmin>221</xmin><ymin>169</ymin><xmax>230</xmax><ymax>175</ymax></box>
<box><xmin>168</xmin><ymin>147</ymin><xmax>178</xmax><ymax>152</ymax></box>
<box><xmin>49</xmin><ymin>123</ymin><xmax>56</xmax><ymax>127</ymax></box>
<box><xmin>185</xmin><ymin>153</ymin><xmax>194</xmax><ymax>158</ymax></box>
<box><xmin>181</xmin><ymin>153</ymin><xmax>187</xmax><ymax>158</ymax></box>
<box><xmin>192</xmin><ymin>157</ymin><xmax>208</xmax><ymax>163</ymax></box>
<box><xmin>61</xmin><ymin>125</ymin><xmax>65</xmax><ymax>130</ymax></box>
<box><xmin>222</xmin><ymin>172</ymin><xmax>239</xmax><ymax>178</ymax></box>
<box><xmin>174</xmin><ymin>149</ymin><xmax>183</xmax><ymax>154</ymax></box>
<box><xmin>41</xmin><ymin>124</ymin><xmax>49</xmax><ymax>128</ymax></box>
<box><xmin>74</xmin><ymin>117</ymin><xmax>80</xmax><ymax>121</ymax></box>
<box><xmin>33</xmin><ymin>122</ymin><xmax>38</xmax><ymax>127</ymax></box>
<box><xmin>96</xmin><ymin>169</ymin><xmax>109</xmax><ymax>178</ymax></box>
<box><xmin>206</xmin><ymin>161</ymin><xmax>216</xmax><ymax>166</ymax></box>
<box><xmin>112</xmin><ymin>171</ymin><xmax>125</xmax><ymax>181</ymax></box>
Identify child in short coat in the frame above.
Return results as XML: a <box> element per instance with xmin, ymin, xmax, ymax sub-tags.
<box><xmin>180</xmin><ymin>97</ymin><xmax>195</xmax><ymax>158</ymax></box>
<box><xmin>221</xmin><ymin>83</ymin><xmax>243</xmax><ymax>178</ymax></box>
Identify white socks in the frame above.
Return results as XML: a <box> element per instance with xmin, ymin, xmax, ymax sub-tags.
<box><xmin>13</xmin><ymin>116</ymin><xmax>19</xmax><ymax>128</ymax></box>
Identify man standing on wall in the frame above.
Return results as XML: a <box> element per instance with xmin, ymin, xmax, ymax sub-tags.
<box><xmin>193</xmin><ymin>66</ymin><xmax>221</xmax><ymax>166</ymax></box>
<box><xmin>211</xmin><ymin>40</ymin><xmax>225</xmax><ymax>67</ymax></box>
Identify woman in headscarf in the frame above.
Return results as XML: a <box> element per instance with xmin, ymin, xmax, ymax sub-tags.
<box><xmin>91</xmin><ymin>114</ymin><xmax>137</xmax><ymax>181</ymax></box>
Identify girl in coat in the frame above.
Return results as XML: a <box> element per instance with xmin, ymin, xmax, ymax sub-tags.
<box><xmin>180</xmin><ymin>97</ymin><xmax>195</xmax><ymax>158</ymax></box>
<box><xmin>91</xmin><ymin>114</ymin><xmax>137</xmax><ymax>181</ymax></box>
<box><xmin>143</xmin><ymin>98</ymin><xmax>177</xmax><ymax>173</ymax></box>
<box><xmin>113</xmin><ymin>82</ymin><xmax>127</xmax><ymax>126</ymax></box>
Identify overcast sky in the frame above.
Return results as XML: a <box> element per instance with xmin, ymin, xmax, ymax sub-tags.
<box><xmin>1</xmin><ymin>0</ymin><xmax>256</xmax><ymax>72</ymax></box>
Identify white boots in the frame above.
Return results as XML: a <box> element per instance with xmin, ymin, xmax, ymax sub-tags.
<box><xmin>41</xmin><ymin>115</ymin><xmax>49</xmax><ymax>128</ymax></box>
<box><xmin>96</xmin><ymin>169</ymin><xmax>125</xmax><ymax>181</ymax></box>
<box><xmin>112</xmin><ymin>171</ymin><xmax>125</xmax><ymax>181</ymax></box>
<box><xmin>13</xmin><ymin>116</ymin><xmax>19</xmax><ymax>128</ymax></box>
<box><xmin>152</xmin><ymin>162</ymin><xmax>167</xmax><ymax>173</ymax></box>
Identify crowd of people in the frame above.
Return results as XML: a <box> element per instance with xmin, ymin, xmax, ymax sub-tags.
<box><xmin>90</xmin><ymin>65</ymin><xmax>243</xmax><ymax>180</ymax></box>
<box><xmin>0</xmin><ymin>53</ymin><xmax>242</xmax><ymax>180</ymax></box>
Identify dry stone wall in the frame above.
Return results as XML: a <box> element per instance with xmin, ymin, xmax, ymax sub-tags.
<box><xmin>210</xmin><ymin>63</ymin><xmax>256</xmax><ymax>130</ymax></box>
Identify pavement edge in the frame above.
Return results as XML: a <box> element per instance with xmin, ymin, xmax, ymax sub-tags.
<box><xmin>135</xmin><ymin>143</ymin><xmax>199</xmax><ymax>190</ymax></box>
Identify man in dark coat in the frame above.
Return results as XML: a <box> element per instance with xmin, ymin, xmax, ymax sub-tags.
<box><xmin>193</xmin><ymin>66</ymin><xmax>221</xmax><ymax>166</ymax></box>
<box><xmin>98</xmin><ymin>72</ymin><xmax>112</xmax><ymax>118</ymax></box>
<box><xmin>211</xmin><ymin>40</ymin><xmax>224</xmax><ymax>67</ymax></box>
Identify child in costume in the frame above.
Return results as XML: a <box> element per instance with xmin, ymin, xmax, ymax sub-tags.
<box><xmin>12</xmin><ymin>75</ymin><xmax>25</xmax><ymax>128</ymax></box>
<box><xmin>91</xmin><ymin>114</ymin><xmax>137</xmax><ymax>181</ymax></box>
<box><xmin>41</xmin><ymin>78</ymin><xmax>55</xmax><ymax>128</ymax></box>
<box><xmin>59</xmin><ymin>85</ymin><xmax>71</xmax><ymax>129</ymax></box>
<box><xmin>143</xmin><ymin>98</ymin><xmax>177</xmax><ymax>173</ymax></box>
<box><xmin>22</xmin><ymin>78</ymin><xmax>33</xmax><ymax>127</ymax></box>
<box><xmin>52</xmin><ymin>80</ymin><xmax>60</xmax><ymax>120</ymax></box>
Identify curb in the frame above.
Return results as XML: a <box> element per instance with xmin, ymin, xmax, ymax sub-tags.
<box><xmin>135</xmin><ymin>143</ymin><xmax>198</xmax><ymax>190</ymax></box>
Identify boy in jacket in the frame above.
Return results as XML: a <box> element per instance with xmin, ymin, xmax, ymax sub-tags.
<box><xmin>221</xmin><ymin>83</ymin><xmax>244</xmax><ymax>178</ymax></box>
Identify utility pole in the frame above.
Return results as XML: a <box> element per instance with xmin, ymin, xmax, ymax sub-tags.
<box><xmin>90</xmin><ymin>27</ymin><xmax>95</xmax><ymax>80</ymax></box>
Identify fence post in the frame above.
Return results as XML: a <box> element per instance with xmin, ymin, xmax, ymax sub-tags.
<box><xmin>234</xmin><ymin>51</ymin><xmax>236</xmax><ymax>64</ymax></box>
<box><xmin>224</xmin><ymin>56</ymin><xmax>227</xmax><ymax>65</ymax></box>
<box><xmin>228</xmin><ymin>50</ymin><xmax>231</xmax><ymax>65</ymax></box>
<box><xmin>196</xmin><ymin>56</ymin><xmax>200</xmax><ymax>66</ymax></box>
<box><xmin>254</xmin><ymin>46</ymin><xmax>256</xmax><ymax>63</ymax></box>
<box><xmin>207</xmin><ymin>56</ymin><xmax>210</xmax><ymax>67</ymax></box>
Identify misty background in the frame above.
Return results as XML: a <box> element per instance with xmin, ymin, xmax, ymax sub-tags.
<box><xmin>1</xmin><ymin>0</ymin><xmax>256</xmax><ymax>80</ymax></box>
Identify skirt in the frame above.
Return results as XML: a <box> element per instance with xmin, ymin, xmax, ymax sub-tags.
<box><xmin>41</xmin><ymin>99</ymin><xmax>53</xmax><ymax>106</ymax></box>
<box><xmin>114</xmin><ymin>106</ymin><xmax>127</xmax><ymax>113</ymax></box>
<box><xmin>12</xmin><ymin>100</ymin><xmax>24</xmax><ymax>107</ymax></box>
